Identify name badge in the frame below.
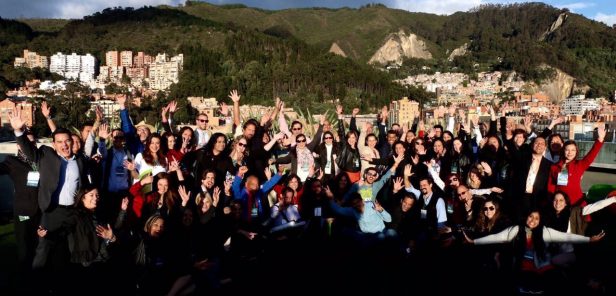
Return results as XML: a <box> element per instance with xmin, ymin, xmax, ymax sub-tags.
<box><xmin>251</xmin><ymin>207</ymin><xmax>258</xmax><ymax>218</ymax></box>
<box><xmin>557</xmin><ymin>170</ymin><xmax>568</xmax><ymax>186</ymax></box>
<box><xmin>27</xmin><ymin>171</ymin><xmax>40</xmax><ymax>187</ymax></box>
<box><xmin>420</xmin><ymin>209</ymin><xmax>427</xmax><ymax>219</ymax></box>
<box><xmin>314</xmin><ymin>207</ymin><xmax>322</xmax><ymax>217</ymax></box>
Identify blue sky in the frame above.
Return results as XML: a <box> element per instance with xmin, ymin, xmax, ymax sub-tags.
<box><xmin>1</xmin><ymin>0</ymin><xmax>615</xmax><ymax>26</ymax></box>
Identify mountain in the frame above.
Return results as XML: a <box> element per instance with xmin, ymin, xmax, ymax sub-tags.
<box><xmin>179</xmin><ymin>1</ymin><xmax>616</xmax><ymax>98</ymax></box>
<box><xmin>0</xmin><ymin>6</ymin><xmax>416</xmax><ymax>116</ymax></box>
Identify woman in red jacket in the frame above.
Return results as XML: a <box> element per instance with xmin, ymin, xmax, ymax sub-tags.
<box><xmin>547</xmin><ymin>124</ymin><xmax>606</xmax><ymax>206</ymax></box>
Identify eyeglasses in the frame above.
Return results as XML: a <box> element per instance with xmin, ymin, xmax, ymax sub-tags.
<box><xmin>292</xmin><ymin>127</ymin><xmax>302</xmax><ymax>131</ymax></box>
<box><xmin>197</xmin><ymin>119</ymin><xmax>208</xmax><ymax>123</ymax></box>
<box><xmin>324</xmin><ymin>136</ymin><xmax>333</xmax><ymax>140</ymax></box>
<box><xmin>457</xmin><ymin>191</ymin><xmax>467</xmax><ymax>196</ymax></box>
<box><xmin>483</xmin><ymin>206</ymin><xmax>495</xmax><ymax>211</ymax></box>
<box><xmin>237</xmin><ymin>142</ymin><xmax>247</xmax><ymax>147</ymax></box>
<box><xmin>297</xmin><ymin>139</ymin><xmax>306</xmax><ymax>143</ymax></box>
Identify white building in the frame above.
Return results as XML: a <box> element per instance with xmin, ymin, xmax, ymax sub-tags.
<box><xmin>147</xmin><ymin>53</ymin><xmax>183</xmax><ymax>90</ymax></box>
<box><xmin>49</xmin><ymin>52</ymin><xmax>98</xmax><ymax>84</ymax></box>
<box><xmin>561</xmin><ymin>95</ymin><xmax>600</xmax><ymax>115</ymax></box>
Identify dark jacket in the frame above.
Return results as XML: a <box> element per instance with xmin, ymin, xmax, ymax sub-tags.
<box><xmin>0</xmin><ymin>155</ymin><xmax>39</xmax><ymax>216</ymax></box>
<box><xmin>16</xmin><ymin>134</ymin><xmax>90</xmax><ymax>212</ymax></box>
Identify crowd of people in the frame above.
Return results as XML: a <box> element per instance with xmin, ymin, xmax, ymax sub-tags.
<box><xmin>2</xmin><ymin>90</ymin><xmax>615</xmax><ymax>295</ymax></box>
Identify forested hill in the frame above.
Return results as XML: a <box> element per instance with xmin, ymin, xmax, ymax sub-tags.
<box><xmin>0</xmin><ymin>6</ymin><xmax>418</xmax><ymax>112</ymax></box>
<box><xmin>180</xmin><ymin>1</ymin><xmax>616</xmax><ymax>98</ymax></box>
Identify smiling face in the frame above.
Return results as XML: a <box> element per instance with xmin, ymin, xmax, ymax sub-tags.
<box><xmin>71</xmin><ymin>135</ymin><xmax>81</xmax><ymax>154</ymax></box>
<box><xmin>366</xmin><ymin>135</ymin><xmax>377</xmax><ymax>148</ymax></box>
<box><xmin>514</xmin><ymin>133</ymin><xmax>525</xmax><ymax>147</ymax></box>
<box><xmin>149</xmin><ymin>137</ymin><xmax>161</xmax><ymax>154</ymax></box>
<box><xmin>433</xmin><ymin>140</ymin><xmax>444</xmax><ymax>155</ymax></box>
<box><xmin>167</xmin><ymin>134</ymin><xmax>176</xmax><ymax>149</ymax></box>
<box><xmin>82</xmin><ymin>188</ymin><xmax>99</xmax><ymax>210</ymax></box>
<box><xmin>291</xmin><ymin>123</ymin><xmax>303</xmax><ymax>136</ymax></box>
<box><xmin>287</xmin><ymin>177</ymin><xmax>300</xmax><ymax>191</ymax></box>
<box><xmin>453</xmin><ymin>139</ymin><xmax>463</xmax><ymax>153</ymax></box>
<box><xmin>197</xmin><ymin>114</ymin><xmax>208</xmax><ymax>130</ymax></box>
<box><xmin>243</xmin><ymin>123</ymin><xmax>256</xmax><ymax>140</ymax></box>
<box><xmin>532</xmin><ymin>137</ymin><xmax>547</xmax><ymax>155</ymax></box>
<box><xmin>553</xmin><ymin>193</ymin><xmax>567</xmax><ymax>213</ymax></box>
<box><xmin>526</xmin><ymin>211</ymin><xmax>541</xmax><ymax>229</ymax></box>
<box><xmin>364</xmin><ymin>169</ymin><xmax>378</xmax><ymax>184</ymax></box>
<box><xmin>563</xmin><ymin>143</ymin><xmax>577</xmax><ymax>162</ymax></box>
<box><xmin>53</xmin><ymin>132</ymin><xmax>73</xmax><ymax>159</ymax></box>
<box><xmin>157</xmin><ymin>178</ymin><xmax>169</xmax><ymax>195</ymax></box>
<box><xmin>347</xmin><ymin>132</ymin><xmax>357</xmax><ymax>147</ymax></box>
<box><xmin>137</xmin><ymin>126</ymin><xmax>150</xmax><ymax>142</ymax></box>
<box><xmin>214</xmin><ymin>136</ymin><xmax>226</xmax><ymax>153</ymax></box>
<box><xmin>419</xmin><ymin>179</ymin><xmax>432</xmax><ymax>195</ymax></box>
<box><xmin>394</xmin><ymin>142</ymin><xmax>405</xmax><ymax>157</ymax></box>
<box><xmin>405</xmin><ymin>131</ymin><xmax>415</xmax><ymax>143</ymax></box>
<box><xmin>246</xmin><ymin>176</ymin><xmax>259</xmax><ymax>192</ymax></box>
<box><xmin>202</xmin><ymin>172</ymin><xmax>215</xmax><ymax>189</ymax></box>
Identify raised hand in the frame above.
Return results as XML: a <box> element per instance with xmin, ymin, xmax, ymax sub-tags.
<box><xmin>403</xmin><ymin>164</ymin><xmax>413</xmax><ymax>177</ymax></box>
<box><xmin>264</xmin><ymin>167</ymin><xmax>272</xmax><ymax>180</ymax></box>
<box><xmin>324</xmin><ymin>185</ymin><xmax>334</xmax><ymax>199</ymax></box>
<box><xmin>392</xmin><ymin>177</ymin><xmax>404</xmax><ymax>193</ymax></box>
<box><xmin>320</xmin><ymin>115</ymin><xmax>325</xmax><ymax>125</ymax></box>
<box><xmin>380</xmin><ymin>106</ymin><xmax>388</xmax><ymax>122</ymax></box>
<box><xmin>178</xmin><ymin>185</ymin><xmax>191</xmax><ymax>207</ymax></box>
<box><xmin>168</xmin><ymin>100</ymin><xmax>177</xmax><ymax>113</ymax></box>
<box><xmin>490</xmin><ymin>187</ymin><xmax>504</xmax><ymax>193</ymax></box>
<box><xmin>352</xmin><ymin>107</ymin><xmax>360</xmax><ymax>117</ymax></box>
<box><xmin>161</xmin><ymin>104</ymin><xmax>170</xmax><ymax>118</ymax></box>
<box><xmin>99</xmin><ymin>123</ymin><xmax>110</xmax><ymax>140</ymax></box>
<box><xmin>213</xmin><ymin>187</ymin><xmax>221</xmax><ymax>207</ymax></box>
<box><xmin>9</xmin><ymin>107</ymin><xmax>25</xmax><ymax>131</ymax></box>
<box><xmin>121</xmin><ymin>197</ymin><xmax>129</xmax><ymax>211</ymax></box>
<box><xmin>411</xmin><ymin>154</ymin><xmax>419</xmax><ymax>165</ymax></box>
<box><xmin>363</xmin><ymin>122</ymin><xmax>372</xmax><ymax>133</ymax></box>
<box><xmin>480</xmin><ymin>161</ymin><xmax>492</xmax><ymax>176</ymax></box>
<box><xmin>458</xmin><ymin>109</ymin><xmax>466</xmax><ymax>120</ymax></box>
<box><xmin>123</xmin><ymin>160</ymin><xmax>135</xmax><ymax>172</ymax></box>
<box><xmin>96</xmin><ymin>224</ymin><xmax>114</xmax><ymax>241</ymax></box>
<box><xmin>95</xmin><ymin>105</ymin><xmax>103</xmax><ymax>122</ymax></box>
<box><xmin>260</xmin><ymin>112</ymin><xmax>271</xmax><ymax>126</ymax></box>
<box><xmin>41</xmin><ymin>101</ymin><xmax>51</xmax><ymax>118</ymax></box>
<box><xmin>393</xmin><ymin>153</ymin><xmax>404</xmax><ymax>165</ymax></box>
<box><xmin>169</xmin><ymin>158</ymin><xmax>180</xmax><ymax>172</ymax></box>
<box><xmin>228</xmin><ymin>89</ymin><xmax>241</xmax><ymax>103</ymax></box>
<box><xmin>597</xmin><ymin>123</ymin><xmax>606</xmax><ymax>142</ymax></box>
<box><xmin>275</xmin><ymin>97</ymin><xmax>282</xmax><ymax>110</ymax></box>
<box><xmin>238</xmin><ymin>166</ymin><xmax>249</xmax><ymax>178</ymax></box>
<box><xmin>224</xmin><ymin>179</ymin><xmax>232</xmax><ymax>195</ymax></box>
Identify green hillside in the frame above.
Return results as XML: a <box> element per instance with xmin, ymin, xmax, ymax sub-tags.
<box><xmin>180</xmin><ymin>2</ymin><xmax>616</xmax><ymax>97</ymax></box>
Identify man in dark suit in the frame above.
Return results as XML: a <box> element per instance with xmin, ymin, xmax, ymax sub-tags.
<box><xmin>514</xmin><ymin>136</ymin><xmax>552</xmax><ymax>220</ymax></box>
<box><xmin>10</xmin><ymin>107</ymin><xmax>90</xmax><ymax>271</ymax></box>
<box><xmin>0</xmin><ymin>130</ymin><xmax>40</xmax><ymax>293</ymax></box>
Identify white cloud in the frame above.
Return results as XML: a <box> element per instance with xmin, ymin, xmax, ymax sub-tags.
<box><xmin>391</xmin><ymin>0</ymin><xmax>484</xmax><ymax>15</ymax></box>
<box><xmin>594</xmin><ymin>12</ymin><xmax>616</xmax><ymax>26</ymax></box>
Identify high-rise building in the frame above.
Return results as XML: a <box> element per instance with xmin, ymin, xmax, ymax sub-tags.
<box><xmin>49</xmin><ymin>52</ymin><xmax>97</xmax><ymax>83</ymax></box>
<box><xmin>134</xmin><ymin>51</ymin><xmax>145</xmax><ymax>68</ymax></box>
<box><xmin>120</xmin><ymin>51</ymin><xmax>133</xmax><ymax>67</ymax></box>
<box><xmin>14</xmin><ymin>50</ymin><xmax>48</xmax><ymax>69</ymax></box>
<box><xmin>105</xmin><ymin>51</ymin><xmax>120</xmax><ymax>67</ymax></box>
<box><xmin>389</xmin><ymin>97</ymin><xmax>419</xmax><ymax>127</ymax></box>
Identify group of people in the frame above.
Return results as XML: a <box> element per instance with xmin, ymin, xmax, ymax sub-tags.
<box><xmin>2</xmin><ymin>90</ymin><xmax>614</xmax><ymax>295</ymax></box>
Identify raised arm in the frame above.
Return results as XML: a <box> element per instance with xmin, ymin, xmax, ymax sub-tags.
<box><xmin>472</xmin><ymin>226</ymin><xmax>519</xmax><ymax>245</ymax></box>
<box><xmin>229</xmin><ymin>90</ymin><xmax>241</xmax><ymax>128</ymax></box>
<box><xmin>336</xmin><ymin>105</ymin><xmax>346</xmax><ymax>142</ymax></box>
<box><xmin>582</xmin><ymin>196</ymin><xmax>616</xmax><ymax>216</ymax></box>
<box><xmin>349</xmin><ymin>108</ymin><xmax>360</xmax><ymax>134</ymax></box>
<box><xmin>579</xmin><ymin>124</ymin><xmax>605</xmax><ymax>170</ymax></box>
<box><xmin>278</xmin><ymin>101</ymin><xmax>292</xmax><ymax>138</ymax></box>
<box><xmin>41</xmin><ymin>101</ymin><xmax>57</xmax><ymax>133</ymax></box>
<box><xmin>10</xmin><ymin>107</ymin><xmax>37</xmax><ymax>162</ymax></box>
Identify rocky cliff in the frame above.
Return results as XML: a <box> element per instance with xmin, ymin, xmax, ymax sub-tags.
<box><xmin>527</xmin><ymin>67</ymin><xmax>574</xmax><ymax>103</ymax></box>
<box><xmin>368</xmin><ymin>30</ymin><xmax>432</xmax><ymax>66</ymax></box>
<box><xmin>539</xmin><ymin>12</ymin><xmax>568</xmax><ymax>41</ymax></box>
<box><xmin>328</xmin><ymin>42</ymin><xmax>347</xmax><ymax>57</ymax></box>
<box><xmin>447</xmin><ymin>43</ymin><xmax>469</xmax><ymax>61</ymax></box>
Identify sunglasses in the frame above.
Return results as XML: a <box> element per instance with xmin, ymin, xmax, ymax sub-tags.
<box><xmin>197</xmin><ymin>119</ymin><xmax>208</xmax><ymax>123</ymax></box>
<box><xmin>297</xmin><ymin>139</ymin><xmax>306</xmax><ymax>143</ymax></box>
<box><xmin>367</xmin><ymin>173</ymin><xmax>377</xmax><ymax>177</ymax></box>
<box><xmin>238</xmin><ymin>142</ymin><xmax>247</xmax><ymax>147</ymax></box>
<box><xmin>292</xmin><ymin>127</ymin><xmax>302</xmax><ymax>131</ymax></box>
<box><xmin>324</xmin><ymin>136</ymin><xmax>333</xmax><ymax>140</ymax></box>
<box><xmin>483</xmin><ymin>206</ymin><xmax>495</xmax><ymax>211</ymax></box>
<box><xmin>457</xmin><ymin>191</ymin><xmax>467</xmax><ymax>196</ymax></box>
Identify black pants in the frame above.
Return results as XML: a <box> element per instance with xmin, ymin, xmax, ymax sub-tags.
<box><xmin>32</xmin><ymin>207</ymin><xmax>75</xmax><ymax>269</ymax></box>
<box><xmin>14</xmin><ymin>213</ymin><xmax>40</xmax><ymax>293</ymax></box>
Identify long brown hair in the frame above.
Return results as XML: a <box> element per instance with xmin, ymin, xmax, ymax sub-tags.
<box><xmin>153</xmin><ymin>172</ymin><xmax>176</xmax><ymax>214</ymax></box>
<box><xmin>474</xmin><ymin>197</ymin><xmax>501</xmax><ymax>233</ymax></box>
<box><xmin>143</xmin><ymin>134</ymin><xmax>167</xmax><ymax>167</ymax></box>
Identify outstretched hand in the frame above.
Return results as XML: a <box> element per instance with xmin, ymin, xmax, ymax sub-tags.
<box><xmin>228</xmin><ymin>90</ymin><xmax>241</xmax><ymax>103</ymax></box>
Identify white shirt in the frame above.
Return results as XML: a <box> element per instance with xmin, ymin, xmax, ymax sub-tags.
<box><xmin>195</xmin><ymin>129</ymin><xmax>210</xmax><ymax>149</ymax></box>
<box><xmin>525</xmin><ymin>155</ymin><xmax>542</xmax><ymax>194</ymax></box>
<box><xmin>57</xmin><ymin>156</ymin><xmax>80</xmax><ymax>206</ymax></box>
